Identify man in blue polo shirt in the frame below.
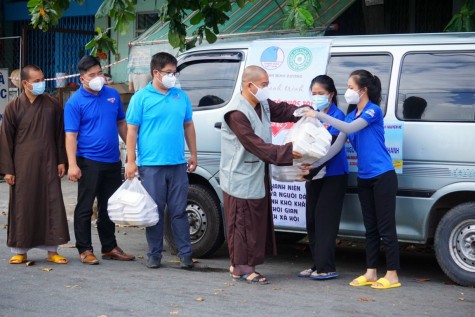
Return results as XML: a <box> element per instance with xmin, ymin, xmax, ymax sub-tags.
<box><xmin>64</xmin><ymin>55</ymin><xmax>135</xmax><ymax>265</ymax></box>
<box><xmin>125</xmin><ymin>52</ymin><xmax>197</xmax><ymax>269</ymax></box>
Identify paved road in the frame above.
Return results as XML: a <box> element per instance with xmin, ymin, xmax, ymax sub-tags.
<box><xmin>0</xmin><ymin>180</ymin><xmax>474</xmax><ymax>317</ymax></box>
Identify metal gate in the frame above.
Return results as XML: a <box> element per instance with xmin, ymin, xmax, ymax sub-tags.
<box><xmin>14</xmin><ymin>16</ymin><xmax>95</xmax><ymax>90</ymax></box>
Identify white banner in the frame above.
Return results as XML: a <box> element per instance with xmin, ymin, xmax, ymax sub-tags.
<box><xmin>246</xmin><ymin>39</ymin><xmax>332</xmax><ymax>229</ymax></box>
<box><xmin>0</xmin><ymin>68</ymin><xmax>9</xmax><ymax>118</ymax></box>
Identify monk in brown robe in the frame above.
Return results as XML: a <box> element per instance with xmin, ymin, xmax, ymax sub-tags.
<box><xmin>220</xmin><ymin>66</ymin><xmax>302</xmax><ymax>284</ymax></box>
<box><xmin>0</xmin><ymin>65</ymin><xmax>70</xmax><ymax>264</ymax></box>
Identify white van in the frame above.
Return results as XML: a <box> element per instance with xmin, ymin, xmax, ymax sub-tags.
<box><xmin>160</xmin><ymin>32</ymin><xmax>475</xmax><ymax>286</ymax></box>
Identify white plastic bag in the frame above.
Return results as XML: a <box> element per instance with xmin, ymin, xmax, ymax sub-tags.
<box><xmin>107</xmin><ymin>178</ymin><xmax>159</xmax><ymax>227</ymax></box>
<box><xmin>272</xmin><ymin>115</ymin><xmax>332</xmax><ymax>182</ymax></box>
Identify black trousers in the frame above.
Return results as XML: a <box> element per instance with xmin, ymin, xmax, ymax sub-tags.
<box><xmin>357</xmin><ymin>170</ymin><xmax>400</xmax><ymax>270</ymax></box>
<box><xmin>74</xmin><ymin>157</ymin><xmax>122</xmax><ymax>254</ymax></box>
<box><xmin>305</xmin><ymin>174</ymin><xmax>347</xmax><ymax>273</ymax></box>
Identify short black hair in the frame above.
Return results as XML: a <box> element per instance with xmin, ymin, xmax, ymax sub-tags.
<box><xmin>403</xmin><ymin>96</ymin><xmax>427</xmax><ymax>119</ymax></box>
<box><xmin>21</xmin><ymin>64</ymin><xmax>41</xmax><ymax>82</ymax></box>
<box><xmin>78</xmin><ymin>55</ymin><xmax>101</xmax><ymax>75</ymax></box>
<box><xmin>150</xmin><ymin>52</ymin><xmax>177</xmax><ymax>76</ymax></box>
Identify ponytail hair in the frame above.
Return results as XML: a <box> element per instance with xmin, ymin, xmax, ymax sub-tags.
<box><xmin>350</xmin><ymin>69</ymin><xmax>382</xmax><ymax>105</ymax></box>
<box><xmin>309</xmin><ymin>75</ymin><xmax>338</xmax><ymax>107</ymax></box>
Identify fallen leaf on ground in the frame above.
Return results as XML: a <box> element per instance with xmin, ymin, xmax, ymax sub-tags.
<box><xmin>458</xmin><ymin>298</ymin><xmax>464</xmax><ymax>301</ymax></box>
<box><xmin>223</xmin><ymin>282</ymin><xmax>234</xmax><ymax>286</ymax></box>
<box><xmin>96</xmin><ymin>315</ymin><xmax>108</xmax><ymax>317</ymax></box>
<box><xmin>25</xmin><ymin>261</ymin><xmax>35</xmax><ymax>266</ymax></box>
<box><xmin>65</xmin><ymin>285</ymin><xmax>80</xmax><ymax>288</ymax></box>
<box><xmin>41</xmin><ymin>267</ymin><xmax>53</xmax><ymax>272</ymax></box>
<box><xmin>169</xmin><ymin>311</ymin><xmax>179</xmax><ymax>315</ymax></box>
<box><xmin>59</xmin><ymin>244</ymin><xmax>76</xmax><ymax>248</ymax></box>
<box><xmin>415</xmin><ymin>278</ymin><xmax>431</xmax><ymax>282</ymax></box>
<box><xmin>1</xmin><ymin>211</ymin><xmax>6</xmax><ymax>216</ymax></box>
<box><xmin>195</xmin><ymin>297</ymin><xmax>205</xmax><ymax>302</ymax></box>
<box><xmin>214</xmin><ymin>289</ymin><xmax>224</xmax><ymax>292</ymax></box>
<box><xmin>358</xmin><ymin>297</ymin><xmax>375</xmax><ymax>302</ymax></box>
<box><xmin>137</xmin><ymin>256</ymin><xmax>144</xmax><ymax>259</ymax></box>
<box><xmin>273</xmin><ymin>287</ymin><xmax>282</xmax><ymax>290</ymax></box>
<box><xmin>123</xmin><ymin>232</ymin><xmax>127</xmax><ymax>235</ymax></box>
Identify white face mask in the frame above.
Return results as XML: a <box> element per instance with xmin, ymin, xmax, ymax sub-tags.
<box><xmin>86</xmin><ymin>76</ymin><xmax>105</xmax><ymax>92</ymax></box>
<box><xmin>344</xmin><ymin>88</ymin><xmax>361</xmax><ymax>104</ymax></box>
<box><xmin>160</xmin><ymin>73</ymin><xmax>176</xmax><ymax>89</ymax></box>
<box><xmin>251</xmin><ymin>82</ymin><xmax>270</xmax><ymax>102</ymax></box>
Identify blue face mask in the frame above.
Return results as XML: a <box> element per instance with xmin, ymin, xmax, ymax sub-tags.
<box><xmin>27</xmin><ymin>81</ymin><xmax>46</xmax><ymax>95</ymax></box>
<box><xmin>311</xmin><ymin>95</ymin><xmax>330</xmax><ymax>111</ymax></box>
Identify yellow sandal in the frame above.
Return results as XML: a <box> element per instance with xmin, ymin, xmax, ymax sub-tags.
<box><xmin>46</xmin><ymin>254</ymin><xmax>68</xmax><ymax>264</ymax></box>
<box><xmin>9</xmin><ymin>254</ymin><xmax>27</xmax><ymax>264</ymax></box>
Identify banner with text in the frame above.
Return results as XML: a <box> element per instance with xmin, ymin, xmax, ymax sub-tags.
<box><xmin>247</xmin><ymin>39</ymin><xmax>332</xmax><ymax>229</ymax></box>
<box><xmin>0</xmin><ymin>69</ymin><xmax>9</xmax><ymax>118</ymax></box>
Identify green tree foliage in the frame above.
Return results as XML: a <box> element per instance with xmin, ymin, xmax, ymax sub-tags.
<box><xmin>27</xmin><ymin>0</ymin><xmax>321</xmax><ymax>55</ymax></box>
<box><xmin>445</xmin><ymin>0</ymin><xmax>475</xmax><ymax>32</ymax></box>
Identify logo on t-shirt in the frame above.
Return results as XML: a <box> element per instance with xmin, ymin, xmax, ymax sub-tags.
<box><xmin>107</xmin><ymin>98</ymin><xmax>115</xmax><ymax>103</ymax></box>
<box><xmin>365</xmin><ymin>109</ymin><xmax>375</xmax><ymax>117</ymax></box>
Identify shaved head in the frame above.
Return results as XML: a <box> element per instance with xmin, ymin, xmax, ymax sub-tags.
<box><xmin>241</xmin><ymin>65</ymin><xmax>270</xmax><ymax>106</ymax></box>
<box><xmin>242</xmin><ymin>65</ymin><xmax>268</xmax><ymax>84</ymax></box>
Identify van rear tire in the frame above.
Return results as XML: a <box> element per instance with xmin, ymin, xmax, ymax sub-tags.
<box><xmin>164</xmin><ymin>184</ymin><xmax>224</xmax><ymax>258</ymax></box>
<box><xmin>434</xmin><ymin>202</ymin><xmax>475</xmax><ymax>286</ymax></box>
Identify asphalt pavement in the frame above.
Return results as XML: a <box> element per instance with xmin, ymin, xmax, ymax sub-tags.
<box><xmin>0</xmin><ymin>179</ymin><xmax>474</xmax><ymax>317</ymax></box>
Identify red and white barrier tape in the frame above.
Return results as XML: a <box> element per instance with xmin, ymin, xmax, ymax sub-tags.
<box><xmin>8</xmin><ymin>57</ymin><xmax>129</xmax><ymax>82</ymax></box>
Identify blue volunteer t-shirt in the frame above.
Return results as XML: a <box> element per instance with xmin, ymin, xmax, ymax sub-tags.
<box><xmin>345</xmin><ymin>101</ymin><xmax>394</xmax><ymax>179</ymax></box>
<box><xmin>64</xmin><ymin>85</ymin><xmax>124</xmax><ymax>163</ymax></box>
<box><xmin>126</xmin><ymin>82</ymin><xmax>192</xmax><ymax>166</ymax></box>
<box><xmin>323</xmin><ymin>103</ymin><xmax>348</xmax><ymax>177</ymax></box>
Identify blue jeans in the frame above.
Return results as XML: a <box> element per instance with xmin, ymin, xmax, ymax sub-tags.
<box><xmin>139</xmin><ymin>164</ymin><xmax>191</xmax><ymax>258</ymax></box>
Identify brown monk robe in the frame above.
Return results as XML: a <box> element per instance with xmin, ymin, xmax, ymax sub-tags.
<box><xmin>224</xmin><ymin>99</ymin><xmax>299</xmax><ymax>282</ymax></box>
<box><xmin>0</xmin><ymin>91</ymin><xmax>70</xmax><ymax>252</ymax></box>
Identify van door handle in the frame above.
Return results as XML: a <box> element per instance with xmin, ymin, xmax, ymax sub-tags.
<box><xmin>214</xmin><ymin>122</ymin><xmax>222</xmax><ymax>129</ymax></box>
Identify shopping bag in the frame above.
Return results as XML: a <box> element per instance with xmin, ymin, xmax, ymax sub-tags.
<box><xmin>272</xmin><ymin>114</ymin><xmax>332</xmax><ymax>182</ymax></box>
<box><xmin>107</xmin><ymin>178</ymin><xmax>159</xmax><ymax>227</ymax></box>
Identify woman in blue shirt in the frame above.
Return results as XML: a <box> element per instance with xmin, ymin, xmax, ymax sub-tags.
<box><xmin>298</xmin><ymin>75</ymin><xmax>348</xmax><ymax>280</ymax></box>
<box><xmin>301</xmin><ymin>70</ymin><xmax>401</xmax><ymax>289</ymax></box>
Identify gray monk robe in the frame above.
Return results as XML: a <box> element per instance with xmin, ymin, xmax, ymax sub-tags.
<box><xmin>0</xmin><ymin>93</ymin><xmax>70</xmax><ymax>248</ymax></box>
<box><xmin>222</xmin><ymin>100</ymin><xmax>298</xmax><ymax>274</ymax></box>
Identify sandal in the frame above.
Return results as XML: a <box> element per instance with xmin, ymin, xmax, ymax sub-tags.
<box><xmin>297</xmin><ymin>268</ymin><xmax>315</xmax><ymax>278</ymax></box>
<box><xmin>9</xmin><ymin>254</ymin><xmax>27</xmax><ymax>264</ymax></box>
<box><xmin>240</xmin><ymin>272</ymin><xmax>270</xmax><ymax>285</ymax></box>
<box><xmin>46</xmin><ymin>254</ymin><xmax>68</xmax><ymax>264</ymax></box>
<box><xmin>349</xmin><ymin>275</ymin><xmax>376</xmax><ymax>287</ymax></box>
<box><xmin>310</xmin><ymin>271</ymin><xmax>339</xmax><ymax>280</ymax></box>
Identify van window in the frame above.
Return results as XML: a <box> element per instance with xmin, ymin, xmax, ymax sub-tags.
<box><xmin>177</xmin><ymin>52</ymin><xmax>243</xmax><ymax>110</ymax></box>
<box><xmin>397</xmin><ymin>52</ymin><xmax>475</xmax><ymax>121</ymax></box>
<box><xmin>327</xmin><ymin>54</ymin><xmax>392</xmax><ymax>115</ymax></box>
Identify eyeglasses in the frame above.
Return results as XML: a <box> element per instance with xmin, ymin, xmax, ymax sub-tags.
<box><xmin>157</xmin><ymin>70</ymin><xmax>180</xmax><ymax>77</ymax></box>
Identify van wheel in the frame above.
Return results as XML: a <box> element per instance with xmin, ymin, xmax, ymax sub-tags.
<box><xmin>164</xmin><ymin>184</ymin><xmax>225</xmax><ymax>258</ymax></box>
<box><xmin>434</xmin><ymin>202</ymin><xmax>475</xmax><ymax>286</ymax></box>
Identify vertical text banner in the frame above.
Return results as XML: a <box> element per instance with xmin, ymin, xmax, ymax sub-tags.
<box><xmin>247</xmin><ymin>39</ymin><xmax>332</xmax><ymax>229</ymax></box>
<box><xmin>0</xmin><ymin>69</ymin><xmax>9</xmax><ymax>118</ymax></box>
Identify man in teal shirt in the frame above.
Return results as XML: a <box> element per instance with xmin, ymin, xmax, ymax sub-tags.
<box><xmin>125</xmin><ymin>52</ymin><xmax>197</xmax><ymax>269</ymax></box>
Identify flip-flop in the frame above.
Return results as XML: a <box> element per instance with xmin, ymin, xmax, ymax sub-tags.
<box><xmin>46</xmin><ymin>254</ymin><xmax>68</xmax><ymax>264</ymax></box>
<box><xmin>297</xmin><ymin>268</ymin><xmax>315</xmax><ymax>278</ymax></box>
<box><xmin>349</xmin><ymin>275</ymin><xmax>375</xmax><ymax>287</ymax></box>
<box><xmin>235</xmin><ymin>272</ymin><xmax>270</xmax><ymax>285</ymax></box>
<box><xmin>310</xmin><ymin>272</ymin><xmax>339</xmax><ymax>280</ymax></box>
<box><xmin>9</xmin><ymin>254</ymin><xmax>27</xmax><ymax>264</ymax></box>
<box><xmin>371</xmin><ymin>277</ymin><xmax>401</xmax><ymax>289</ymax></box>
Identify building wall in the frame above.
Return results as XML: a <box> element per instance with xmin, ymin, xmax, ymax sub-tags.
<box><xmin>99</xmin><ymin>0</ymin><xmax>164</xmax><ymax>84</ymax></box>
